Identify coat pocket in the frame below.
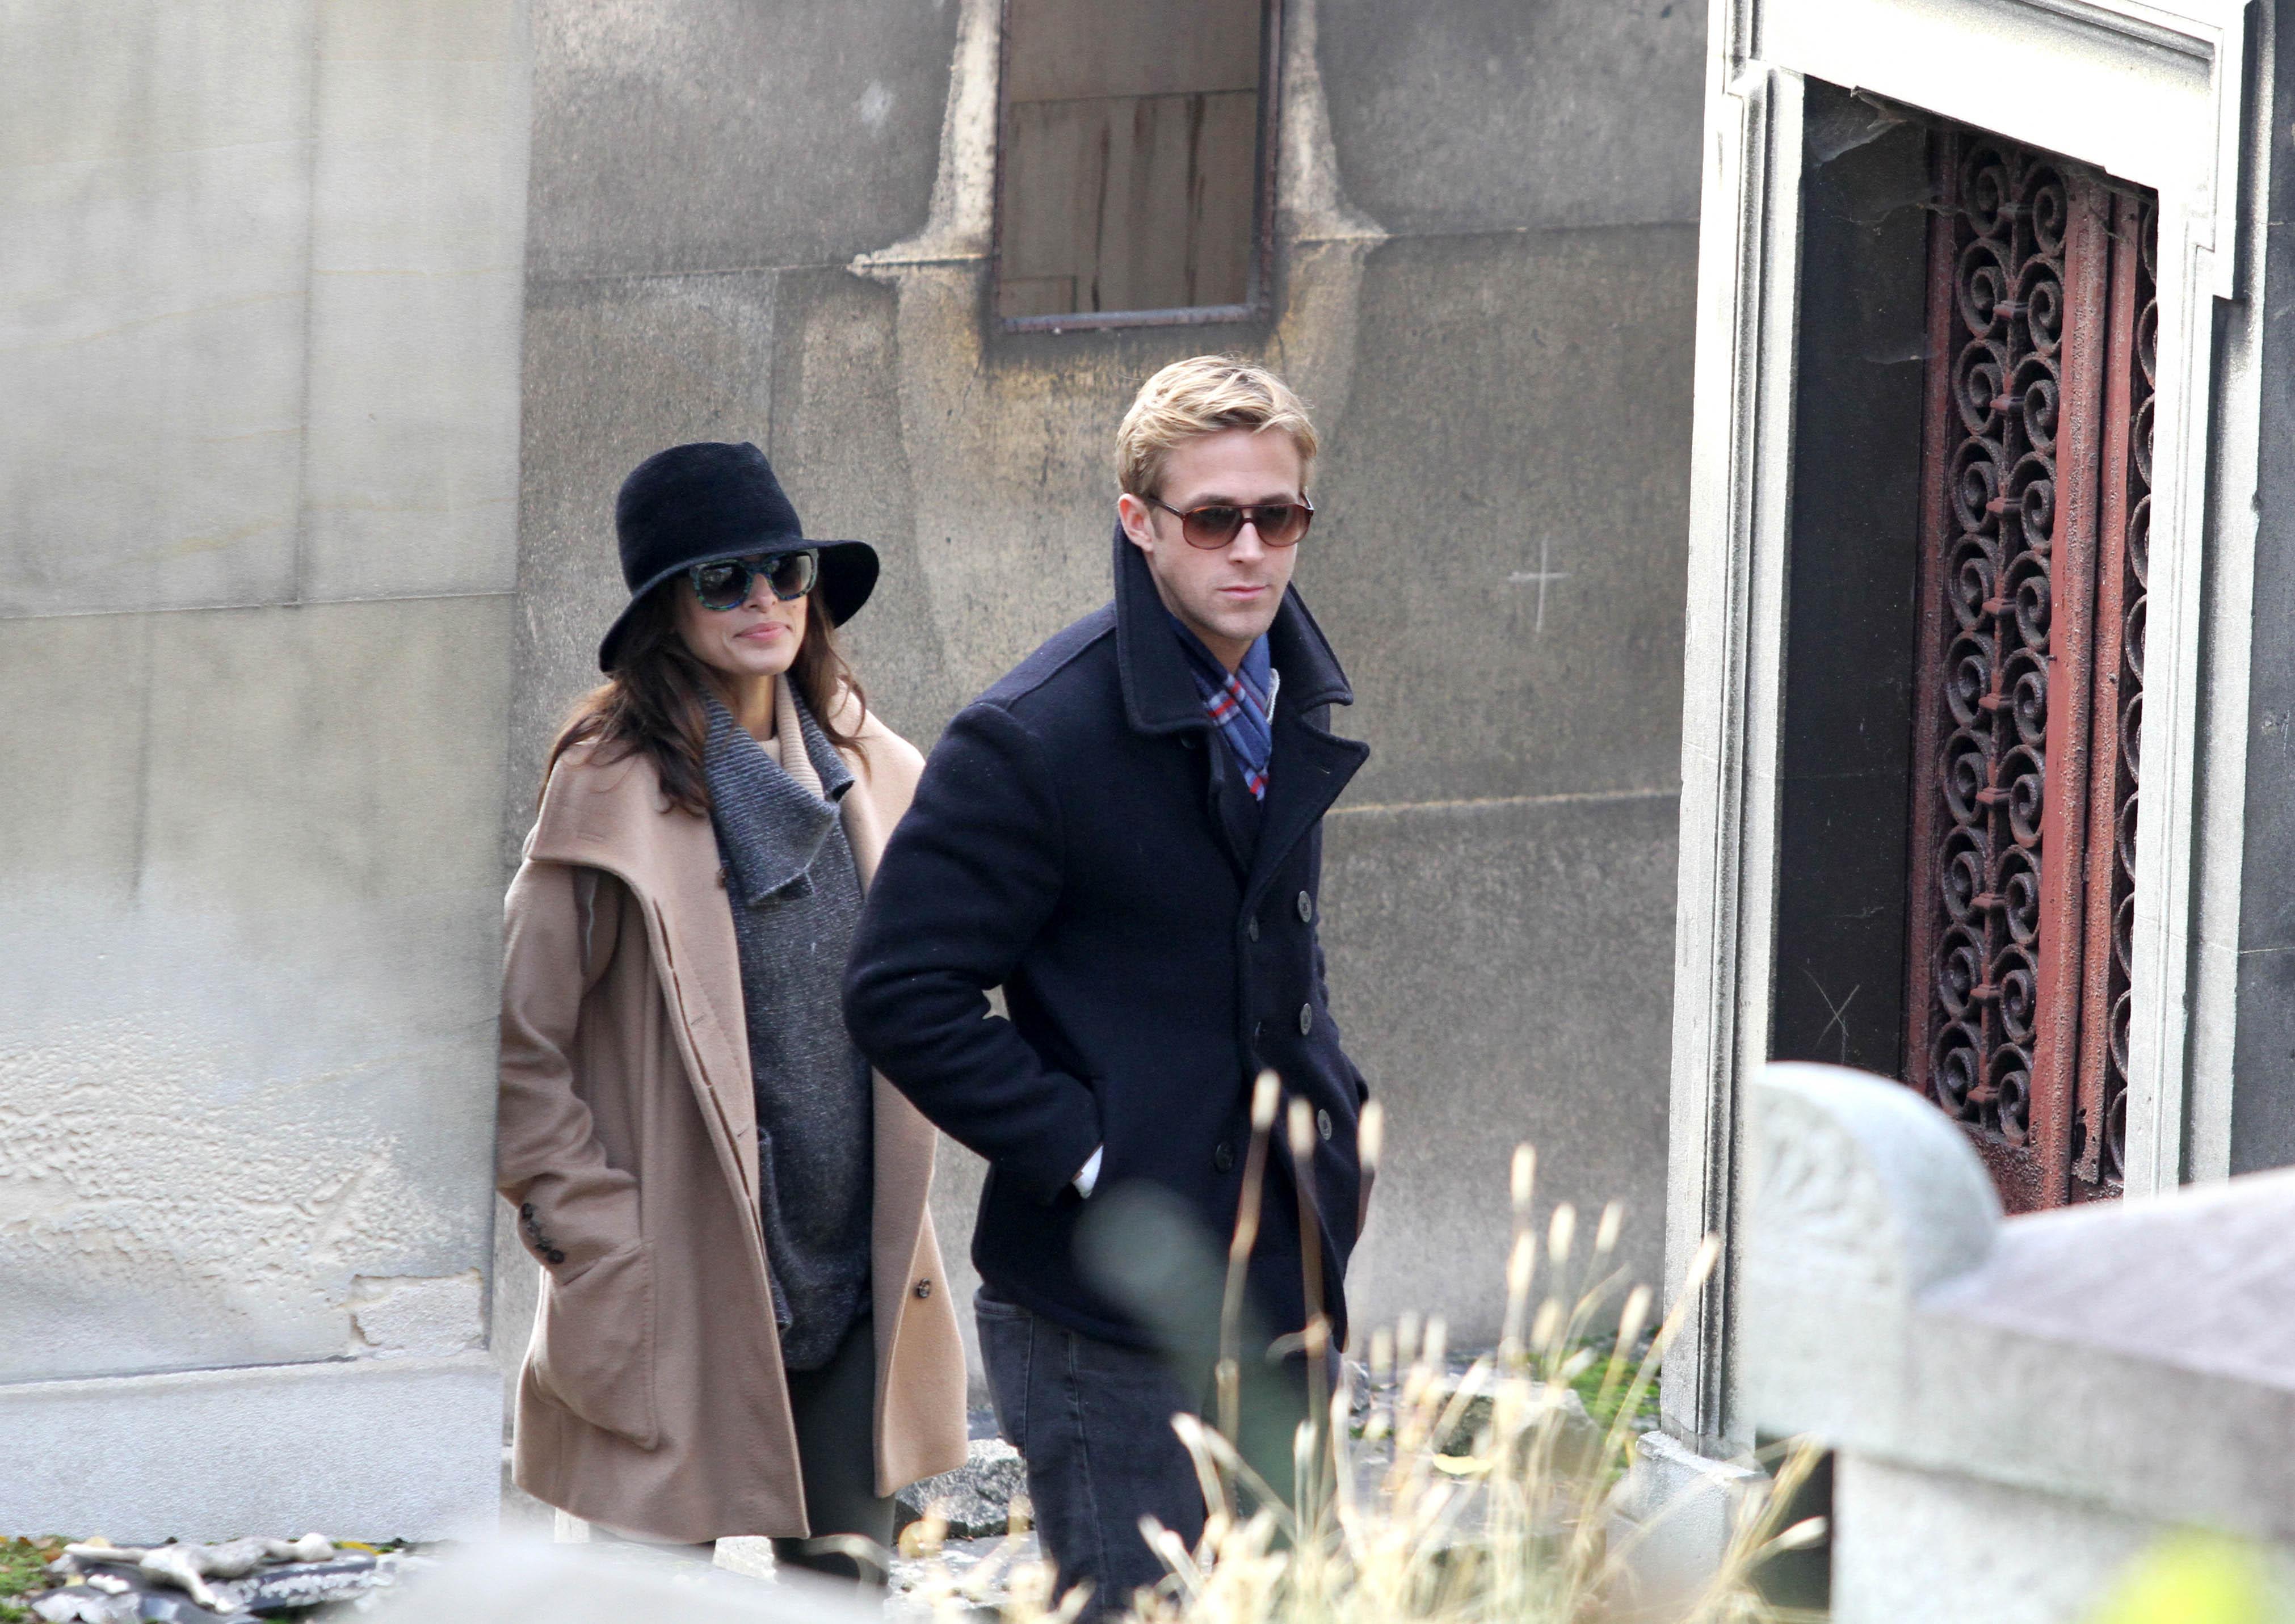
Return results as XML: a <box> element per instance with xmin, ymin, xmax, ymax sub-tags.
<box><xmin>528</xmin><ymin>1240</ymin><xmax>660</xmax><ymax>1449</ymax></box>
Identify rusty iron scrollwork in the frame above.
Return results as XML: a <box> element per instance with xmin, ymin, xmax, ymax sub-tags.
<box><xmin>1905</xmin><ymin>129</ymin><xmax>2154</xmax><ymax>1211</ymax></box>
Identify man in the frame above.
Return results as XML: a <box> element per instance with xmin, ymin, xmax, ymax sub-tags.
<box><xmin>843</xmin><ymin>357</ymin><xmax>1371</xmax><ymax>1613</ymax></box>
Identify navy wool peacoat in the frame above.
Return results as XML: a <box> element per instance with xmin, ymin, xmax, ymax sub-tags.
<box><xmin>843</xmin><ymin>527</ymin><xmax>1373</xmax><ymax>1350</ymax></box>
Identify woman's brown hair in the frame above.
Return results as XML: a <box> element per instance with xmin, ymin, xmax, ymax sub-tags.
<box><xmin>541</xmin><ymin>581</ymin><xmax>869</xmax><ymax>817</ymax></box>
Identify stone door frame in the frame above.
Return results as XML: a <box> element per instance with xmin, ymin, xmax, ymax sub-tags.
<box><xmin>1664</xmin><ymin>0</ymin><xmax>2262</xmax><ymax>1445</ymax></box>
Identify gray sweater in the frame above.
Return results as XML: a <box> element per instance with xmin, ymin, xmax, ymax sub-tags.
<box><xmin>702</xmin><ymin>686</ymin><xmax>872</xmax><ymax>1372</ymax></box>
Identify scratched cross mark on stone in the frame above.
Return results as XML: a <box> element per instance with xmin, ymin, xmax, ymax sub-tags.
<box><xmin>1805</xmin><ymin>969</ymin><xmax>1861</xmax><ymax>1066</ymax></box>
<box><xmin>1507</xmin><ymin>537</ymin><xmax>1570</xmax><ymax>634</ymax></box>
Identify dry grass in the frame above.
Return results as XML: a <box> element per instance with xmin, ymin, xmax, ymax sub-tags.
<box><xmin>904</xmin><ymin>1083</ymin><xmax>1821</xmax><ymax>1624</ymax></box>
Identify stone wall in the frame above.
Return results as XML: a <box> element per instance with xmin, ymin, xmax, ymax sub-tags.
<box><xmin>504</xmin><ymin>0</ymin><xmax>1704</xmax><ymax>1388</ymax></box>
<box><xmin>0</xmin><ymin>0</ymin><xmax>528</xmax><ymax>1538</ymax></box>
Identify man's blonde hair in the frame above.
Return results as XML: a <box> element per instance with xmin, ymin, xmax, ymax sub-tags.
<box><xmin>1116</xmin><ymin>356</ymin><xmax>1318</xmax><ymax>498</ymax></box>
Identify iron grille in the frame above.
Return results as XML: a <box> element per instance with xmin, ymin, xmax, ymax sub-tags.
<box><xmin>1904</xmin><ymin>129</ymin><xmax>2154</xmax><ymax>1211</ymax></box>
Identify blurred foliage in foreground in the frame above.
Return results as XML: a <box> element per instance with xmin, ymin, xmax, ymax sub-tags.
<box><xmin>906</xmin><ymin>1091</ymin><xmax>1817</xmax><ymax>1623</ymax></box>
<box><xmin>2088</xmin><ymin>1534</ymin><xmax>2294</xmax><ymax>1624</ymax></box>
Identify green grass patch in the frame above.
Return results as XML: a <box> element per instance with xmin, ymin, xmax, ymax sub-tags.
<box><xmin>1565</xmin><ymin>1337</ymin><xmax>1661</xmax><ymax>1434</ymax></box>
<box><xmin>0</xmin><ymin>1538</ymin><xmax>64</xmax><ymax>1623</ymax></box>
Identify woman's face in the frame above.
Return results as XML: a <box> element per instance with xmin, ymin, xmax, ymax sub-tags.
<box><xmin>671</xmin><ymin>565</ymin><xmax>810</xmax><ymax>682</ymax></box>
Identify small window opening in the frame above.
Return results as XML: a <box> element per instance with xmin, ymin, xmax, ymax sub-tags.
<box><xmin>994</xmin><ymin>0</ymin><xmax>1276</xmax><ymax>329</ymax></box>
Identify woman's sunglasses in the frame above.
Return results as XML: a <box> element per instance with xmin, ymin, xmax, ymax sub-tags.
<box><xmin>687</xmin><ymin>549</ymin><xmax>819</xmax><ymax>612</ymax></box>
<box><xmin>1146</xmin><ymin>495</ymin><xmax>1315</xmax><ymax>550</ymax></box>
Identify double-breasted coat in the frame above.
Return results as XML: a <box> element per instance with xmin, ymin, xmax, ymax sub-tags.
<box><xmin>496</xmin><ymin>700</ymin><xmax>967</xmax><ymax>1543</ymax></box>
<box><xmin>843</xmin><ymin>528</ymin><xmax>1373</xmax><ymax>1351</ymax></box>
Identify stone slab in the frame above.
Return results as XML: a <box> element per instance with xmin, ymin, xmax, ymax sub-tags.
<box><xmin>524</xmin><ymin>0</ymin><xmax>956</xmax><ymax>280</ymax></box>
<box><xmin>1316</xmin><ymin>0</ymin><xmax>1705</xmax><ymax>237</ymax></box>
<box><xmin>0</xmin><ymin>1353</ymin><xmax>501</xmax><ymax>1543</ymax></box>
<box><xmin>1</xmin><ymin>0</ymin><xmax>529</xmax><ymax>616</ymax></box>
<box><xmin>0</xmin><ymin>0</ymin><xmax>315</xmax><ymax>616</ymax></box>
<box><xmin>1605</xmin><ymin>1431</ymin><xmax>1763</xmax><ymax>1622</ymax></box>
<box><xmin>1322</xmin><ymin>792</ymin><xmax>1678</xmax><ymax>1345</ymax></box>
<box><xmin>297</xmin><ymin>0</ymin><xmax>529</xmax><ymax>601</ymax></box>
<box><xmin>0</xmin><ymin>598</ymin><xmax>510</xmax><ymax>1382</ymax></box>
<box><xmin>1748</xmin><ymin>1066</ymin><xmax>2295</xmax><ymax>1545</ymax></box>
<box><xmin>1310</xmin><ymin>225</ymin><xmax>1698</xmax><ymax>807</ymax></box>
<box><xmin>1831</xmin><ymin>1455</ymin><xmax>2163</xmax><ymax>1624</ymax></box>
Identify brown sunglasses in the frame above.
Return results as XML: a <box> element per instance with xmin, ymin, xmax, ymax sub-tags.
<box><xmin>1146</xmin><ymin>494</ymin><xmax>1315</xmax><ymax>550</ymax></box>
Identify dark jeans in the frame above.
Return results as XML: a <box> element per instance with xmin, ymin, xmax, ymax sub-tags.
<box><xmin>774</xmin><ymin>1311</ymin><xmax>896</xmax><ymax>1585</ymax></box>
<box><xmin>977</xmin><ymin>1290</ymin><xmax>1211</xmax><ymax>1621</ymax></box>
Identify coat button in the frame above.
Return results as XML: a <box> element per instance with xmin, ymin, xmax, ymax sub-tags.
<box><xmin>1213</xmin><ymin>1141</ymin><xmax>1235</xmax><ymax>1173</ymax></box>
<box><xmin>1317</xmin><ymin>1108</ymin><xmax>1333</xmax><ymax>1141</ymax></box>
<box><xmin>1299</xmin><ymin>1003</ymin><xmax>1314</xmax><ymax>1036</ymax></box>
<box><xmin>914</xmin><ymin>1278</ymin><xmax>932</xmax><ymax>1299</ymax></box>
<box><xmin>546</xmin><ymin>1248</ymin><xmax>566</xmax><ymax>1265</ymax></box>
<box><xmin>1247</xmin><ymin>915</ymin><xmax>1260</xmax><ymax>943</ymax></box>
<box><xmin>1297</xmin><ymin>891</ymin><xmax>1314</xmax><ymax>923</ymax></box>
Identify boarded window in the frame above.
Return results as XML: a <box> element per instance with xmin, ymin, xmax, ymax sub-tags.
<box><xmin>995</xmin><ymin>0</ymin><xmax>1272</xmax><ymax>326</ymax></box>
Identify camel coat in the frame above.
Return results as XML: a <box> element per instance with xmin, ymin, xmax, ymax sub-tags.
<box><xmin>497</xmin><ymin>702</ymin><xmax>968</xmax><ymax>1543</ymax></box>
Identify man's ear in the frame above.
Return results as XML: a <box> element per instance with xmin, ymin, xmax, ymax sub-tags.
<box><xmin>1116</xmin><ymin>492</ymin><xmax>1157</xmax><ymax>553</ymax></box>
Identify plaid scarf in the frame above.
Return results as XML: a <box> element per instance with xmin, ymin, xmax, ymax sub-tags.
<box><xmin>1168</xmin><ymin>612</ymin><xmax>1278</xmax><ymax>800</ymax></box>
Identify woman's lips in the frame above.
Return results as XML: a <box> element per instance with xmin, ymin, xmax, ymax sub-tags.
<box><xmin>735</xmin><ymin>622</ymin><xmax>787</xmax><ymax>641</ymax></box>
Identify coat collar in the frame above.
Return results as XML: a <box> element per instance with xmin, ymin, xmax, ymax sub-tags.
<box><xmin>1110</xmin><ymin>522</ymin><xmax>1354</xmax><ymax>738</ymax></box>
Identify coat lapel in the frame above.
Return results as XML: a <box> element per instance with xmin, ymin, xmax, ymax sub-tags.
<box><xmin>838</xmin><ymin>748</ymin><xmax>939</xmax><ymax>1323</ymax></box>
<box><xmin>834</xmin><ymin>718</ymin><xmax>945</xmax><ymax>1444</ymax></box>
<box><xmin>526</xmin><ymin>755</ymin><xmax>761</xmax><ymax>1222</ymax></box>
<box><xmin>1243</xmin><ymin>704</ymin><xmax>1368</xmax><ymax>915</ymax></box>
<box><xmin>1107</xmin><ymin>521</ymin><xmax>1368</xmax><ymax>899</ymax></box>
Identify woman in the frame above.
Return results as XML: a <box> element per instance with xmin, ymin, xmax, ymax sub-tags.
<box><xmin>495</xmin><ymin>441</ymin><xmax>966</xmax><ymax>1575</ymax></box>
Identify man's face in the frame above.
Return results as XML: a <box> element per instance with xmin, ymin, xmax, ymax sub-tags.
<box><xmin>1116</xmin><ymin>427</ymin><xmax>1304</xmax><ymax>670</ymax></box>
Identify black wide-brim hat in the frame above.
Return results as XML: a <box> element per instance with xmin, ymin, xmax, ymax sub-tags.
<box><xmin>598</xmin><ymin>440</ymin><xmax>880</xmax><ymax>672</ymax></box>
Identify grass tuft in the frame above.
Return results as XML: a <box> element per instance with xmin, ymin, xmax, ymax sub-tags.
<box><xmin>0</xmin><ymin>1538</ymin><xmax>64</xmax><ymax>1623</ymax></box>
<box><xmin>909</xmin><ymin>1125</ymin><xmax>1812</xmax><ymax>1623</ymax></box>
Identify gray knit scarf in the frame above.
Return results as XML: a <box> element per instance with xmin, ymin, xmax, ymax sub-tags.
<box><xmin>702</xmin><ymin>682</ymin><xmax>872</xmax><ymax>1371</ymax></box>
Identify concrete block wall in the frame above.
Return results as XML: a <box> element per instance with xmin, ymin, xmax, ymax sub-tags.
<box><xmin>504</xmin><ymin>0</ymin><xmax>1704</xmax><ymax>1392</ymax></box>
<box><xmin>0</xmin><ymin>0</ymin><xmax>529</xmax><ymax>1539</ymax></box>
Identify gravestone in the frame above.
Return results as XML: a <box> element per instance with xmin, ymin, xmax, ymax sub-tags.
<box><xmin>1745</xmin><ymin>1062</ymin><xmax>2295</xmax><ymax>1623</ymax></box>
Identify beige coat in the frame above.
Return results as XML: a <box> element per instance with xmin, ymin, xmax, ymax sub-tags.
<box><xmin>496</xmin><ymin>703</ymin><xmax>967</xmax><ymax>1542</ymax></box>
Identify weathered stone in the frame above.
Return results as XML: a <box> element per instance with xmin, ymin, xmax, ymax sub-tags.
<box><xmin>2</xmin><ymin>0</ymin><xmax>518</xmax><ymax>1545</ymax></box>
<box><xmin>30</xmin><ymin>1589</ymin><xmax>138</xmax><ymax>1624</ymax></box>
<box><xmin>257</xmin><ymin>1536</ymin><xmax>333</xmax><ymax>1566</ymax></box>
<box><xmin>129</xmin><ymin>1597</ymin><xmax>250</xmax><ymax>1624</ymax></box>
<box><xmin>133</xmin><ymin>1550</ymin><xmax>221</xmax><ymax>1611</ymax></box>
<box><xmin>1</xmin><ymin>1356</ymin><xmax>502</xmax><ymax>1545</ymax></box>
<box><xmin>896</xmin><ymin>1438</ymin><xmax>1028</xmax><ymax>1540</ymax></box>
<box><xmin>1743</xmin><ymin>1062</ymin><xmax>2295</xmax><ymax>1624</ymax></box>
<box><xmin>212</xmin><ymin>1555</ymin><xmax>386</xmax><ymax>1613</ymax></box>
